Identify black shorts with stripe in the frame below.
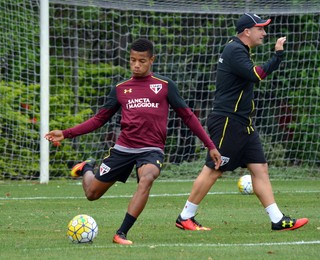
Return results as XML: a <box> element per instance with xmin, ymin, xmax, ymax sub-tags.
<box><xmin>95</xmin><ymin>148</ymin><xmax>164</xmax><ymax>183</ymax></box>
<box><xmin>205</xmin><ymin>114</ymin><xmax>266</xmax><ymax>172</ymax></box>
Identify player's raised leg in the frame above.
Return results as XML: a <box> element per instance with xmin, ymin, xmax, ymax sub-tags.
<box><xmin>71</xmin><ymin>158</ymin><xmax>114</xmax><ymax>200</ymax></box>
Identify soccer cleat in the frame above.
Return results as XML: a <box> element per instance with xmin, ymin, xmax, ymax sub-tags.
<box><xmin>175</xmin><ymin>214</ymin><xmax>211</xmax><ymax>231</ymax></box>
<box><xmin>113</xmin><ymin>232</ymin><xmax>133</xmax><ymax>245</ymax></box>
<box><xmin>70</xmin><ymin>158</ymin><xmax>96</xmax><ymax>177</ymax></box>
<box><xmin>272</xmin><ymin>215</ymin><xmax>309</xmax><ymax>231</ymax></box>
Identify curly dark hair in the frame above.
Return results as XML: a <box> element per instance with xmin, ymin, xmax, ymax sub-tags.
<box><xmin>131</xmin><ymin>38</ymin><xmax>154</xmax><ymax>57</ymax></box>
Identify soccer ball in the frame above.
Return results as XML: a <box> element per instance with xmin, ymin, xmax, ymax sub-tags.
<box><xmin>237</xmin><ymin>175</ymin><xmax>254</xmax><ymax>195</ymax></box>
<box><xmin>67</xmin><ymin>214</ymin><xmax>98</xmax><ymax>243</ymax></box>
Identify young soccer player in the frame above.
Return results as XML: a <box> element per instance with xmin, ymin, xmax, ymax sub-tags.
<box><xmin>175</xmin><ymin>13</ymin><xmax>308</xmax><ymax>231</ymax></box>
<box><xmin>45</xmin><ymin>38</ymin><xmax>222</xmax><ymax>245</ymax></box>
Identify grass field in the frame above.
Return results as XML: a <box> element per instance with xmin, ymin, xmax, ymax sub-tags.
<box><xmin>1</xmin><ymin>177</ymin><xmax>320</xmax><ymax>259</ymax></box>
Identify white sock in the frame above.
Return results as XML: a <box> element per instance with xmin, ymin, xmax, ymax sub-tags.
<box><xmin>265</xmin><ymin>203</ymin><xmax>283</xmax><ymax>223</ymax></box>
<box><xmin>180</xmin><ymin>200</ymin><xmax>198</xmax><ymax>219</ymax></box>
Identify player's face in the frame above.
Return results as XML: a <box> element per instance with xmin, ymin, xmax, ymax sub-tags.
<box><xmin>130</xmin><ymin>50</ymin><xmax>155</xmax><ymax>77</ymax></box>
<box><xmin>246</xmin><ymin>26</ymin><xmax>267</xmax><ymax>47</ymax></box>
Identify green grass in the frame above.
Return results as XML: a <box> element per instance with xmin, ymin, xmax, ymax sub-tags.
<box><xmin>1</xmin><ymin>177</ymin><xmax>320</xmax><ymax>259</ymax></box>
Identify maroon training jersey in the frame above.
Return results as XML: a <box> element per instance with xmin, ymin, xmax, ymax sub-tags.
<box><xmin>62</xmin><ymin>73</ymin><xmax>216</xmax><ymax>151</ymax></box>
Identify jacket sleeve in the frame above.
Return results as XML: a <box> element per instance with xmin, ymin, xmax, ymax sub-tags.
<box><xmin>62</xmin><ymin>87</ymin><xmax>120</xmax><ymax>139</ymax></box>
<box><xmin>228</xmin><ymin>46</ymin><xmax>284</xmax><ymax>82</ymax></box>
<box><xmin>62</xmin><ymin>108</ymin><xmax>118</xmax><ymax>139</ymax></box>
<box><xmin>174</xmin><ymin>107</ymin><xmax>216</xmax><ymax>150</ymax></box>
<box><xmin>167</xmin><ymin>80</ymin><xmax>216</xmax><ymax>150</ymax></box>
<box><xmin>254</xmin><ymin>50</ymin><xmax>284</xmax><ymax>80</ymax></box>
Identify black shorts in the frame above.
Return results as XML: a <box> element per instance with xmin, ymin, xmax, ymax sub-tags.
<box><xmin>205</xmin><ymin>114</ymin><xmax>266</xmax><ymax>172</ymax></box>
<box><xmin>95</xmin><ymin>148</ymin><xmax>164</xmax><ymax>183</ymax></box>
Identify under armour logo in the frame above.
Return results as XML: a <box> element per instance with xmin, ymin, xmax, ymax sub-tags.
<box><xmin>282</xmin><ymin>220</ymin><xmax>294</xmax><ymax>228</ymax></box>
<box><xmin>124</xmin><ymin>88</ymin><xmax>132</xmax><ymax>94</ymax></box>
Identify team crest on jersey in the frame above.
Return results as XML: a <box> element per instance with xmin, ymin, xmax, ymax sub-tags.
<box><xmin>100</xmin><ymin>163</ymin><xmax>111</xmax><ymax>176</ymax></box>
<box><xmin>150</xmin><ymin>84</ymin><xmax>162</xmax><ymax>94</ymax></box>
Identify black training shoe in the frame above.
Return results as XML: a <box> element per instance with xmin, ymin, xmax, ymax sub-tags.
<box><xmin>271</xmin><ymin>215</ymin><xmax>308</xmax><ymax>231</ymax></box>
<box><xmin>70</xmin><ymin>158</ymin><xmax>96</xmax><ymax>177</ymax></box>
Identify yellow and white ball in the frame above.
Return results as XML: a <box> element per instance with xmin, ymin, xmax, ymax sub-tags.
<box><xmin>67</xmin><ymin>214</ymin><xmax>98</xmax><ymax>243</ymax></box>
<box><xmin>237</xmin><ymin>175</ymin><xmax>254</xmax><ymax>195</ymax></box>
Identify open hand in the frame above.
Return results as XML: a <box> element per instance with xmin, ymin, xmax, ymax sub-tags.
<box><xmin>44</xmin><ymin>130</ymin><xmax>64</xmax><ymax>146</ymax></box>
<box><xmin>275</xmin><ymin>36</ymin><xmax>287</xmax><ymax>51</ymax></box>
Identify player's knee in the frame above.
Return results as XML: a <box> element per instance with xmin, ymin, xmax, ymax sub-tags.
<box><xmin>85</xmin><ymin>194</ymin><xmax>98</xmax><ymax>201</ymax></box>
<box><xmin>139</xmin><ymin>166</ymin><xmax>159</xmax><ymax>181</ymax></box>
<box><xmin>139</xmin><ymin>175</ymin><xmax>153</xmax><ymax>187</ymax></box>
<box><xmin>85</xmin><ymin>191</ymin><xmax>101</xmax><ymax>201</ymax></box>
<box><xmin>138</xmin><ymin>174</ymin><xmax>158</xmax><ymax>192</ymax></box>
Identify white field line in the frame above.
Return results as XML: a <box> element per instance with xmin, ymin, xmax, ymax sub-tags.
<box><xmin>28</xmin><ymin>240</ymin><xmax>320</xmax><ymax>251</ymax></box>
<box><xmin>1</xmin><ymin>190</ymin><xmax>320</xmax><ymax>200</ymax></box>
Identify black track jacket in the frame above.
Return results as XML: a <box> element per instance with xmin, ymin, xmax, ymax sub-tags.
<box><xmin>212</xmin><ymin>36</ymin><xmax>284</xmax><ymax>126</ymax></box>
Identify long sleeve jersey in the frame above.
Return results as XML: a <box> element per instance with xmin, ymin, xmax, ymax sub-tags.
<box><xmin>62</xmin><ymin>73</ymin><xmax>216</xmax><ymax>152</ymax></box>
<box><xmin>212</xmin><ymin>36</ymin><xmax>284</xmax><ymax>126</ymax></box>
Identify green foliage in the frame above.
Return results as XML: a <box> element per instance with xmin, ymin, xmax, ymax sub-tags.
<box><xmin>284</xmin><ymin>15</ymin><xmax>320</xmax><ymax>163</ymax></box>
<box><xmin>1</xmin><ymin>4</ymin><xmax>319</xmax><ymax>177</ymax></box>
<box><xmin>48</xmin><ymin>59</ymin><xmax>128</xmax><ymax>176</ymax></box>
<box><xmin>0</xmin><ymin>81</ymin><xmax>40</xmax><ymax>177</ymax></box>
<box><xmin>0</xmin><ymin>59</ymin><xmax>128</xmax><ymax>178</ymax></box>
<box><xmin>102</xmin><ymin>11</ymin><xmax>319</xmax><ymax>170</ymax></box>
<box><xmin>256</xmin><ymin>14</ymin><xmax>320</xmax><ymax>166</ymax></box>
<box><xmin>0</xmin><ymin>0</ymin><xmax>40</xmax><ymax>83</ymax></box>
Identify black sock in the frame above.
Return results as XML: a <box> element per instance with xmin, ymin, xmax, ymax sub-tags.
<box><xmin>117</xmin><ymin>212</ymin><xmax>137</xmax><ymax>235</ymax></box>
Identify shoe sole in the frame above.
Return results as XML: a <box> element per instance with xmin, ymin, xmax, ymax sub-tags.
<box><xmin>274</xmin><ymin>218</ymin><xmax>309</xmax><ymax>231</ymax></box>
<box><xmin>113</xmin><ymin>239</ymin><xmax>133</xmax><ymax>245</ymax></box>
<box><xmin>113</xmin><ymin>236</ymin><xmax>133</xmax><ymax>245</ymax></box>
<box><xmin>175</xmin><ymin>222</ymin><xmax>211</xmax><ymax>231</ymax></box>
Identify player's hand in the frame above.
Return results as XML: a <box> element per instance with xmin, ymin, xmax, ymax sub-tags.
<box><xmin>44</xmin><ymin>130</ymin><xmax>64</xmax><ymax>145</ymax></box>
<box><xmin>209</xmin><ymin>148</ymin><xmax>222</xmax><ymax>170</ymax></box>
<box><xmin>275</xmin><ymin>36</ymin><xmax>286</xmax><ymax>51</ymax></box>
